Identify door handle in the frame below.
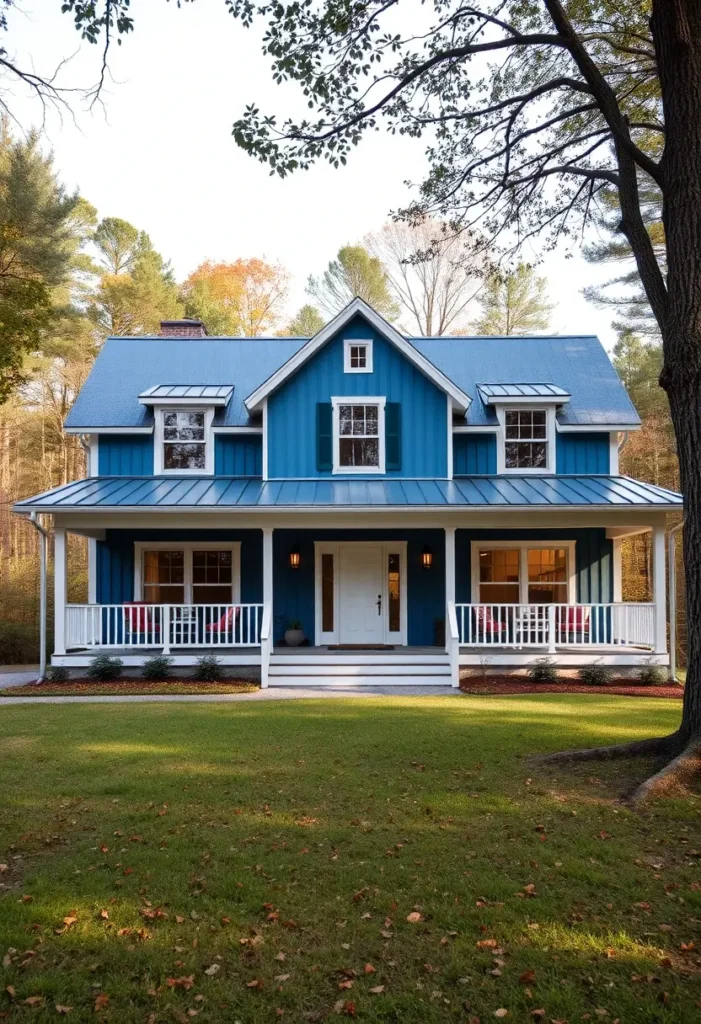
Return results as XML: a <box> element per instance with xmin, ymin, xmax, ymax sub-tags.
<box><xmin>377</xmin><ymin>594</ymin><xmax>382</xmax><ymax>615</ymax></box>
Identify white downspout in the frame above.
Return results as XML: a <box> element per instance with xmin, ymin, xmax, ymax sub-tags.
<box><xmin>28</xmin><ymin>512</ymin><xmax>49</xmax><ymax>683</ymax></box>
<box><xmin>668</xmin><ymin>518</ymin><xmax>684</xmax><ymax>683</ymax></box>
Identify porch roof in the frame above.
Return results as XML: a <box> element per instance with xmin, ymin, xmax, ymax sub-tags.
<box><xmin>14</xmin><ymin>475</ymin><xmax>682</xmax><ymax>512</ymax></box>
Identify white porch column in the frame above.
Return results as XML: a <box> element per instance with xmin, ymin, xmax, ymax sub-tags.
<box><xmin>263</xmin><ymin>527</ymin><xmax>274</xmax><ymax>620</ymax></box>
<box><xmin>653</xmin><ymin>524</ymin><xmax>667</xmax><ymax>654</ymax></box>
<box><xmin>54</xmin><ymin>527</ymin><xmax>67</xmax><ymax>656</ymax></box>
<box><xmin>444</xmin><ymin>527</ymin><xmax>456</xmax><ymax>606</ymax></box>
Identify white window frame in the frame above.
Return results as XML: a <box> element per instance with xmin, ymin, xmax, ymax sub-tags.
<box><xmin>133</xmin><ymin>541</ymin><xmax>241</xmax><ymax>603</ymax></box>
<box><xmin>470</xmin><ymin>539</ymin><xmax>576</xmax><ymax>605</ymax></box>
<box><xmin>343</xmin><ymin>338</ymin><xmax>373</xmax><ymax>374</ymax></box>
<box><xmin>314</xmin><ymin>541</ymin><xmax>408</xmax><ymax>645</ymax></box>
<box><xmin>496</xmin><ymin>405</ymin><xmax>556</xmax><ymax>475</ymax></box>
<box><xmin>154</xmin><ymin>405</ymin><xmax>215</xmax><ymax>475</ymax></box>
<box><xmin>331</xmin><ymin>396</ymin><xmax>386</xmax><ymax>474</ymax></box>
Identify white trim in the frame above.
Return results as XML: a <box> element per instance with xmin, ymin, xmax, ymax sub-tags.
<box><xmin>88</xmin><ymin>538</ymin><xmax>97</xmax><ymax>604</ymax></box>
<box><xmin>331</xmin><ymin>396</ymin><xmax>386</xmax><ymax>475</ymax></box>
<box><xmin>64</xmin><ymin>426</ymin><xmax>154</xmax><ymax>435</ymax></box>
<box><xmin>211</xmin><ymin>426</ymin><xmax>263</xmax><ymax>435</ymax></box>
<box><xmin>612</xmin><ymin>537</ymin><xmax>623</xmax><ymax>602</ymax></box>
<box><xmin>459</xmin><ymin>651</ymin><xmax>669</xmax><ymax>667</ymax></box>
<box><xmin>344</xmin><ymin>338</ymin><xmax>373</xmax><ymax>374</ymax></box>
<box><xmin>140</xmin><ymin>396</ymin><xmax>231</xmax><ymax>407</ymax></box>
<box><xmin>313</xmin><ymin>540</ymin><xmax>408</xmax><ymax>646</ymax></box>
<box><xmin>133</xmin><ymin>541</ymin><xmax>241</xmax><ymax>604</ymax></box>
<box><xmin>154</xmin><ymin>406</ymin><xmax>215</xmax><ymax>476</ymax></box>
<box><xmin>652</xmin><ymin>524</ymin><xmax>667</xmax><ymax>654</ymax></box>
<box><xmin>609</xmin><ymin>432</ymin><xmax>620</xmax><ymax>475</ymax></box>
<box><xmin>262</xmin><ymin>399</ymin><xmax>268</xmax><ymax>481</ymax></box>
<box><xmin>556</xmin><ymin>422</ymin><xmax>640</xmax><ymax>433</ymax></box>
<box><xmin>469</xmin><ymin>539</ymin><xmax>577</xmax><ymax>605</ymax></box>
<box><xmin>496</xmin><ymin>405</ymin><xmax>556</xmax><ymax>475</ymax></box>
<box><xmin>89</xmin><ymin>435</ymin><xmax>99</xmax><ymax>477</ymax></box>
<box><xmin>244</xmin><ymin>297</ymin><xmax>471</xmax><ymax>413</ymax></box>
<box><xmin>445</xmin><ymin>528</ymin><xmax>456</xmax><ymax>605</ymax></box>
<box><xmin>54</xmin><ymin>527</ymin><xmax>67</xmax><ymax>656</ymax></box>
<box><xmin>481</xmin><ymin>394</ymin><xmax>570</xmax><ymax>406</ymax></box>
<box><xmin>453</xmin><ymin>425</ymin><xmax>499</xmax><ymax>434</ymax></box>
<box><xmin>446</xmin><ymin>396</ymin><xmax>454</xmax><ymax>480</ymax></box>
<box><xmin>54</xmin><ymin>653</ymin><xmax>262</xmax><ymax>668</ymax></box>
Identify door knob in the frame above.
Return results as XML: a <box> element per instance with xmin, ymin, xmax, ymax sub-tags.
<box><xmin>377</xmin><ymin>594</ymin><xmax>382</xmax><ymax>615</ymax></box>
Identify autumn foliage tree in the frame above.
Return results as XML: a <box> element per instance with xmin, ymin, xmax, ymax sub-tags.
<box><xmin>182</xmin><ymin>258</ymin><xmax>290</xmax><ymax>336</ymax></box>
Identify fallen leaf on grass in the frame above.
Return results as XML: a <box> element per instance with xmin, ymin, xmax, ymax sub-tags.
<box><xmin>369</xmin><ymin>985</ymin><xmax>385</xmax><ymax>994</ymax></box>
<box><xmin>5</xmin><ymin>987</ymin><xmax>15</xmax><ymax>1000</ymax></box>
<box><xmin>246</xmin><ymin>979</ymin><xmax>263</xmax><ymax>991</ymax></box>
<box><xmin>494</xmin><ymin>1011</ymin><xmax>508</xmax><ymax>1019</ymax></box>
<box><xmin>338</xmin><ymin>980</ymin><xmax>354</xmax><ymax>991</ymax></box>
<box><xmin>477</xmin><ymin>939</ymin><xmax>498</xmax><ymax>949</ymax></box>
<box><xmin>166</xmin><ymin>976</ymin><xmax>195</xmax><ymax>991</ymax></box>
<box><xmin>275</xmin><ymin>974</ymin><xmax>290</xmax><ymax>982</ymax></box>
<box><xmin>94</xmin><ymin>993</ymin><xmax>109</xmax><ymax>1011</ymax></box>
<box><xmin>406</xmin><ymin>912</ymin><xmax>422</xmax><ymax>923</ymax></box>
<box><xmin>23</xmin><ymin>996</ymin><xmax>44</xmax><ymax>1006</ymax></box>
<box><xmin>519</xmin><ymin>970</ymin><xmax>536</xmax><ymax>984</ymax></box>
<box><xmin>55</xmin><ymin>1005</ymin><xmax>73</xmax><ymax>1014</ymax></box>
<box><xmin>275</xmin><ymin>952</ymin><xmax>286</xmax><ymax>962</ymax></box>
<box><xmin>364</xmin><ymin>964</ymin><xmax>376</xmax><ymax>974</ymax></box>
<box><xmin>98</xmin><ymin>909</ymin><xmax>109</xmax><ymax>920</ymax></box>
<box><xmin>204</xmin><ymin>964</ymin><xmax>220</xmax><ymax>977</ymax></box>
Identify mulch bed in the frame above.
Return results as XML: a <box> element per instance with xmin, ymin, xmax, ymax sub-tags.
<box><xmin>0</xmin><ymin>679</ymin><xmax>259</xmax><ymax>696</ymax></box>
<box><xmin>459</xmin><ymin>676</ymin><xmax>683</xmax><ymax>698</ymax></box>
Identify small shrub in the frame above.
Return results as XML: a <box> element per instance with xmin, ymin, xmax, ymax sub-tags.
<box><xmin>578</xmin><ymin>663</ymin><xmax>613</xmax><ymax>687</ymax></box>
<box><xmin>45</xmin><ymin>666</ymin><xmax>70</xmax><ymax>684</ymax></box>
<box><xmin>87</xmin><ymin>654</ymin><xmax>123</xmax><ymax>682</ymax></box>
<box><xmin>141</xmin><ymin>654</ymin><xmax>174</xmax><ymax>681</ymax></box>
<box><xmin>527</xmin><ymin>657</ymin><xmax>559</xmax><ymax>683</ymax></box>
<box><xmin>0</xmin><ymin>621</ymin><xmax>38</xmax><ymax>664</ymax></box>
<box><xmin>638</xmin><ymin>661</ymin><xmax>666</xmax><ymax>686</ymax></box>
<box><xmin>194</xmin><ymin>655</ymin><xmax>223</xmax><ymax>682</ymax></box>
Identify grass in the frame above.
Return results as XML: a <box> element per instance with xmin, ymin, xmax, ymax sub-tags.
<box><xmin>0</xmin><ymin>694</ymin><xmax>700</xmax><ymax>1023</ymax></box>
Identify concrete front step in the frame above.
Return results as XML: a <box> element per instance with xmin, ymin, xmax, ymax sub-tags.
<box><xmin>267</xmin><ymin>676</ymin><xmax>453</xmax><ymax>687</ymax></box>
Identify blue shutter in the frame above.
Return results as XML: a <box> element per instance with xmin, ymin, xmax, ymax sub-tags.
<box><xmin>317</xmin><ymin>403</ymin><xmax>333</xmax><ymax>471</ymax></box>
<box><xmin>385</xmin><ymin>403</ymin><xmax>401</xmax><ymax>471</ymax></box>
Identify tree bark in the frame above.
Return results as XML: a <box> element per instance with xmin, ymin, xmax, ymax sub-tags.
<box><xmin>654</xmin><ymin>0</ymin><xmax>701</xmax><ymax>744</ymax></box>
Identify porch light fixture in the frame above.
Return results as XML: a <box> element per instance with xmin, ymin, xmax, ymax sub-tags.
<box><xmin>421</xmin><ymin>545</ymin><xmax>433</xmax><ymax>570</ymax></box>
<box><xmin>289</xmin><ymin>546</ymin><xmax>301</xmax><ymax>570</ymax></box>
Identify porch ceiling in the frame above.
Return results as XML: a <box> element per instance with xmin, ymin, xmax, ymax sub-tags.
<box><xmin>14</xmin><ymin>474</ymin><xmax>682</xmax><ymax>513</ymax></box>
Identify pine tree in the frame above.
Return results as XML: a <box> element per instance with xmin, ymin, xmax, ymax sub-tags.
<box><xmin>307</xmin><ymin>245</ymin><xmax>398</xmax><ymax>320</ymax></box>
<box><xmin>473</xmin><ymin>264</ymin><xmax>553</xmax><ymax>336</ymax></box>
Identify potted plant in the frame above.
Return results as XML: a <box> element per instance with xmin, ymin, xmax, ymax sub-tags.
<box><xmin>284</xmin><ymin>619</ymin><xmax>305</xmax><ymax>646</ymax></box>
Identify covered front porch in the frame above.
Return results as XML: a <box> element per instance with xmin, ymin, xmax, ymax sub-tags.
<box><xmin>50</xmin><ymin>510</ymin><xmax>671</xmax><ymax>685</ymax></box>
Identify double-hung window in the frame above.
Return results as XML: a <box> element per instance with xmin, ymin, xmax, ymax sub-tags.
<box><xmin>156</xmin><ymin>408</ymin><xmax>213</xmax><ymax>474</ymax></box>
<box><xmin>504</xmin><ymin>410</ymin><xmax>547</xmax><ymax>469</ymax></box>
<box><xmin>473</xmin><ymin>542</ymin><xmax>574</xmax><ymax>605</ymax></box>
<box><xmin>137</xmin><ymin>543</ymin><xmax>239</xmax><ymax>604</ymax></box>
<box><xmin>332</xmin><ymin>397</ymin><xmax>385</xmax><ymax>473</ymax></box>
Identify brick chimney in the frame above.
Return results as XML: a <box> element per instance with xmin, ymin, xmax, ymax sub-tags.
<box><xmin>159</xmin><ymin>319</ymin><xmax>208</xmax><ymax>338</ymax></box>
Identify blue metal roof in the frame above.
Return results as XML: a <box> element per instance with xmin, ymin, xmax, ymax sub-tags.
<box><xmin>64</xmin><ymin>328</ymin><xmax>640</xmax><ymax>431</ymax></box>
<box><xmin>477</xmin><ymin>382</ymin><xmax>570</xmax><ymax>401</ymax></box>
<box><xmin>15</xmin><ymin>475</ymin><xmax>681</xmax><ymax>511</ymax></box>
<box><xmin>138</xmin><ymin>384</ymin><xmax>234</xmax><ymax>404</ymax></box>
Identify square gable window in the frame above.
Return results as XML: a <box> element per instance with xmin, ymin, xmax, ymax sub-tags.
<box><xmin>344</xmin><ymin>339</ymin><xmax>373</xmax><ymax>373</ymax></box>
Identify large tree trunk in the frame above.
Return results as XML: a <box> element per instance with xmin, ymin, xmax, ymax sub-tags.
<box><xmin>656</xmin><ymin>0</ymin><xmax>701</xmax><ymax>745</ymax></box>
<box><xmin>540</xmin><ymin>2</ymin><xmax>701</xmax><ymax>801</ymax></box>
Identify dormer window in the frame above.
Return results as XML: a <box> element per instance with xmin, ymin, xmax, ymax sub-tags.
<box><xmin>504</xmin><ymin>410</ymin><xmax>547</xmax><ymax>469</ymax></box>
<box><xmin>344</xmin><ymin>339</ymin><xmax>373</xmax><ymax>373</ymax></box>
<box><xmin>154</xmin><ymin>407</ymin><xmax>215</xmax><ymax>474</ymax></box>
<box><xmin>163</xmin><ymin>411</ymin><xmax>207</xmax><ymax>470</ymax></box>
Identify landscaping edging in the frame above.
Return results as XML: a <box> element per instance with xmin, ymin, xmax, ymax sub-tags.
<box><xmin>459</xmin><ymin>677</ymin><xmax>683</xmax><ymax>698</ymax></box>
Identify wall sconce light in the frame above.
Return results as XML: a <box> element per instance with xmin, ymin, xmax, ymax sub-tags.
<box><xmin>421</xmin><ymin>545</ymin><xmax>433</xmax><ymax>570</ymax></box>
<box><xmin>289</xmin><ymin>546</ymin><xmax>301</xmax><ymax>570</ymax></box>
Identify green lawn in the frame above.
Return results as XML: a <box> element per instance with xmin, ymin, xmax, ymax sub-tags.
<box><xmin>0</xmin><ymin>695</ymin><xmax>699</xmax><ymax>1023</ymax></box>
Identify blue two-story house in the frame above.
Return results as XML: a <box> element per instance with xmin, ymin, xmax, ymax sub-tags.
<box><xmin>15</xmin><ymin>298</ymin><xmax>682</xmax><ymax>684</ymax></box>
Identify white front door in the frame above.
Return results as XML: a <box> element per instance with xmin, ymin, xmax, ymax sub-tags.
<box><xmin>338</xmin><ymin>545</ymin><xmax>385</xmax><ymax>644</ymax></box>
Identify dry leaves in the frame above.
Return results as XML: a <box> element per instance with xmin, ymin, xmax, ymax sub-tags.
<box><xmin>406</xmin><ymin>912</ymin><xmax>423</xmax><ymax>924</ymax></box>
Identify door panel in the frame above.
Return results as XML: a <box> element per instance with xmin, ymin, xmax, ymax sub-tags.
<box><xmin>339</xmin><ymin>546</ymin><xmax>384</xmax><ymax>644</ymax></box>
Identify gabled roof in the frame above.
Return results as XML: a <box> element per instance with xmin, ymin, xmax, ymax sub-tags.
<box><xmin>138</xmin><ymin>384</ymin><xmax>234</xmax><ymax>406</ymax></box>
<box><xmin>243</xmin><ymin>298</ymin><xmax>472</xmax><ymax>414</ymax></box>
<box><xmin>477</xmin><ymin>382</ymin><xmax>570</xmax><ymax>403</ymax></box>
<box><xmin>13</xmin><ymin>474</ymin><xmax>682</xmax><ymax>512</ymax></box>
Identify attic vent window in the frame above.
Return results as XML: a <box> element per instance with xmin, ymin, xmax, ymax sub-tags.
<box><xmin>344</xmin><ymin>339</ymin><xmax>373</xmax><ymax>373</ymax></box>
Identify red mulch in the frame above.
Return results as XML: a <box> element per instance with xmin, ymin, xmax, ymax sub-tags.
<box><xmin>459</xmin><ymin>677</ymin><xmax>683</xmax><ymax>698</ymax></box>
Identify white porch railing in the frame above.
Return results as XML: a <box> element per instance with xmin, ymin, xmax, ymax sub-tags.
<box><xmin>456</xmin><ymin>603</ymin><xmax>655</xmax><ymax>650</ymax></box>
<box><xmin>65</xmin><ymin>603</ymin><xmax>264</xmax><ymax>651</ymax></box>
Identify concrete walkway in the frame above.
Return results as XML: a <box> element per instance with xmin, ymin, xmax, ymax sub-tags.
<box><xmin>0</xmin><ymin>684</ymin><xmax>455</xmax><ymax>706</ymax></box>
<box><xmin>0</xmin><ymin>667</ymin><xmax>39</xmax><ymax>688</ymax></box>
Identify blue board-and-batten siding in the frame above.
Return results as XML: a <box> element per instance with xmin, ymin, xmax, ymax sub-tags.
<box><xmin>453</xmin><ymin>434</ymin><xmax>497</xmax><ymax>475</ymax></box>
<box><xmin>97</xmin><ymin>434</ymin><xmax>263</xmax><ymax>477</ymax></box>
<box><xmin>96</xmin><ymin>530</ymin><xmax>263</xmax><ymax>605</ymax></box>
<box><xmin>214</xmin><ymin>436</ymin><xmax>262</xmax><ymax>476</ymax></box>
<box><xmin>454</xmin><ymin>528</ymin><xmax>613</xmax><ymax>605</ymax></box>
<box><xmin>98</xmin><ymin>435</ymin><xmax>154</xmax><ymax>475</ymax></box>
<box><xmin>556</xmin><ymin>432</ymin><xmax>610</xmax><ymax>474</ymax></box>
<box><xmin>267</xmin><ymin>315</ymin><xmax>448</xmax><ymax>479</ymax></box>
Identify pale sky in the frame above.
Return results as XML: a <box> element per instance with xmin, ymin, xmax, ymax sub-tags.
<box><xmin>8</xmin><ymin>1</ymin><xmax>617</xmax><ymax>345</ymax></box>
